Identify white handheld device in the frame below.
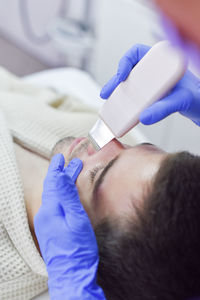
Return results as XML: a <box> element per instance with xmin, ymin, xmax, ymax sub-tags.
<box><xmin>89</xmin><ymin>41</ymin><xmax>187</xmax><ymax>150</ymax></box>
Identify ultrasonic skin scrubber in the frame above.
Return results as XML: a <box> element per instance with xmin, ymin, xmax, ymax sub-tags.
<box><xmin>89</xmin><ymin>41</ymin><xmax>187</xmax><ymax>150</ymax></box>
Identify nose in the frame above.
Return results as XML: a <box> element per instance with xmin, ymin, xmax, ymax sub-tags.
<box><xmin>101</xmin><ymin>138</ymin><xmax>124</xmax><ymax>153</ymax></box>
<box><xmin>76</xmin><ymin>138</ymin><xmax>124</xmax><ymax>205</ymax></box>
<box><xmin>87</xmin><ymin>138</ymin><xmax>124</xmax><ymax>161</ymax></box>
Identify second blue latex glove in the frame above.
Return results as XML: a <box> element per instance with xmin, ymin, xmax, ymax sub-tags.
<box><xmin>100</xmin><ymin>44</ymin><xmax>200</xmax><ymax>126</ymax></box>
<box><xmin>34</xmin><ymin>154</ymin><xmax>106</xmax><ymax>300</ymax></box>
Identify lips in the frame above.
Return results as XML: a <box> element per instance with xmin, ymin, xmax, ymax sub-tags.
<box><xmin>68</xmin><ymin>137</ymin><xmax>86</xmax><ymax>155</ymax></box>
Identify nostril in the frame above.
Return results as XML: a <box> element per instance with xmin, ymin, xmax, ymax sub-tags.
<box><xmin>87</xmin><ymin>138</ymin><xmax>123</xmax><ymax>156</ymax></box>
<box><xmin>87</xmin><ymin>143</ymin><xmax>98</xmax><ymax>156</ymax></box>
<box><xmin>108</xmin><ymin>138</ymin><xmax>123</xmax><ymax>149</ymax></box>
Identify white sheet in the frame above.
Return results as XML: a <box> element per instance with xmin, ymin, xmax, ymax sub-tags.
<box><xmin>24</xmin><ymin>67</ymin><xmax>148</xmax><ymax>144</ymax></box>
<box><xmin>24</xmin><ymin>67</ymin><xmax>102</xmax><ymax>110</ymax></box>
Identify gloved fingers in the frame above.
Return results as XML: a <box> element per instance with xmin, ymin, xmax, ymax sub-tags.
<box><xmin>100</xmin><ymin>44</ymin><xmax>150</xmax><ymax>99</ymax></box>
<box><xmin>116</xmin><ymin>44</ymin><xmax>151</xmax><ymax>82</ymax></box>
<box><xmin>64</xmin><ymin>158</ymin><xmax>83</xmax><ymax>183</ymax></box>
<box><xmin>41</xmin><ymin>157</ymin><xmax>83</xmax><ymax>213</ymax></box>
<box><xmin>139</xmin><ymin>88</ymin><xmax>192</xmax><ymax>125</ymax></box>
<box><xmin>100</xmin><ymin>74</ymin><xmax>120</xmax><ymax>99</ymax></box>
<box><xmin>47</xmin><ymin>153</ymin><xmax>65</xmax><ymax>173</ymax></box>
<box><xmin>42</xmin><ymin>154</ymin><xmax>66</xmax><ymax>207</ymax></box>
<box><xmin>59</xmin><ymin>179</ymin><xmax>93</xmax><ymax>233</ymax></box>
<box><xmin>43</xmin><ymin>154</ymin><xmax>65</xmax><ymax>193</ymax></box>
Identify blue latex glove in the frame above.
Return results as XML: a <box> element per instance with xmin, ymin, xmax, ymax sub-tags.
<box><xmin>100</xmin><ymin>44</ymin><xmax>200</xmax><ymax>126</ymax></box>
<box><xmin>34</xmin><ymin>154</ymin><xmax>106</xmax><ymax>300</ymax></box>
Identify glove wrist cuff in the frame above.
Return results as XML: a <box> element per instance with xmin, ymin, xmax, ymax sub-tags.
<box><xmin>49</xmin><ymin>282</ymin><xmax>106</xmax><ymax>300</ymax></box>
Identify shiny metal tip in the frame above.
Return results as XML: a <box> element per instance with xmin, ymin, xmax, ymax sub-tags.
<box><xmin>88</xmin><ymin>119</ymin><xmax>115</xmax><ymax>150</ymax></box>
<box><xmin>88</xmin><ymin>132</ymin><xmax>101</xmax><ymax>150</ymax></box>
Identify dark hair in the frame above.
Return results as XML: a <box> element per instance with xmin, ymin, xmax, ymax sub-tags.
<box><xmin>95</xmin><ymin>151</ymin><xmax>200</xmax><ymax>300</ymax></box>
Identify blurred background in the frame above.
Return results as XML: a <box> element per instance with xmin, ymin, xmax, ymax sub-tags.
<box><xmin>0</xmin><ymin>0</ymin><xmax>200</xmax><ymax>155</ymax></box>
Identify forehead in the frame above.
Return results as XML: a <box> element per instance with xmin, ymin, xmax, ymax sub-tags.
<box><xmin>108</xmin><ymin>145</ymin><xmax>165</xmax><ymax>186</ymax></box>
<box><xmin>93</xmin><ymin>145</ymin><xmax>166</xmax><ymax>220</ymax></box>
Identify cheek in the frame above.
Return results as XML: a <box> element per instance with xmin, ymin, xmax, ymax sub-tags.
<box><xmin>75</xmin><ymin>170</ymin><xmax>94</xmax><ymax>223</ymax></box>
<box><xmin>76</xmin><ymin>166</ymin><xmax>91</xmax><ymax>200</ymax></box>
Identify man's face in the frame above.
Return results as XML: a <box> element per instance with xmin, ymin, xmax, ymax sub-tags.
<box><xmin>53</xmin><ymin>137</ymin><xmax>167</xmax><ymax>226</ymax></box>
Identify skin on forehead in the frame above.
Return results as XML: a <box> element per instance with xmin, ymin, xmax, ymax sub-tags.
<box><xmin>92</xmin><ymin>148</ymin><xmax>164</xmax><ymax>224</ymax></box>
<box><xmin>52</xmin><ymin>137</ymin><xmax>167</xmax><ymax>226</ymax></box>
<box><xmin>155</xmin><ymin>0</ymin><xmax>200</xmax><ymax>48</ymax></box>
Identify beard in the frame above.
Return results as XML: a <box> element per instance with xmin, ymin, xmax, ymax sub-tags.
<box><xmin>51</xmin><ymin>136</ymin><xmax>90</xmax><ymax>164</ymax></box>
<box><xmin>68</xmin><ymin>139</ymin><xmax>90</xmax><ymax>161</ymax></box>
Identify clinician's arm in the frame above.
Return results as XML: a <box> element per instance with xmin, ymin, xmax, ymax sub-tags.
<box><xmin>100</xmin><ymin>44</ymin><xmax>200</xmax><ymax>126</ymax></box>
<box><xmin>34</xmin><ymin>154</ymin><xmax>106</xmax><ymax>300</ymax></box>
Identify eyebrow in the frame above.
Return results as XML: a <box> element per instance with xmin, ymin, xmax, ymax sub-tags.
<box><xmin>92</xmin><ymin>155</ymin><xmax>120</xmax><ymax>202</ymax></box>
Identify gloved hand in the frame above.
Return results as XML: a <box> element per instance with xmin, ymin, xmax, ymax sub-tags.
<box><xmin>100</xmin><ymin>44</ymin><xmax>200</xmax><ymax>126</ymax></box>
<box><xmin>34</xmin><ymin>154</ymin><xmax>106</xmax><ymax>300</ymax></box>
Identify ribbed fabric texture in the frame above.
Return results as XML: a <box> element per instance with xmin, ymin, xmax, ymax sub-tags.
<box><xmin>0</xmin><ymin>67</ymin><xmax>136</xmax><ymax>299</ymax></box>
<box><xmin>0</xmin><ymin>110</ymin><xmax>48</xmax><ymax>300</ymax></box>
<box><xmin>0</xmin><ymin>67</ymin><xmax>98</xmax><ymax>300</ymax></box>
